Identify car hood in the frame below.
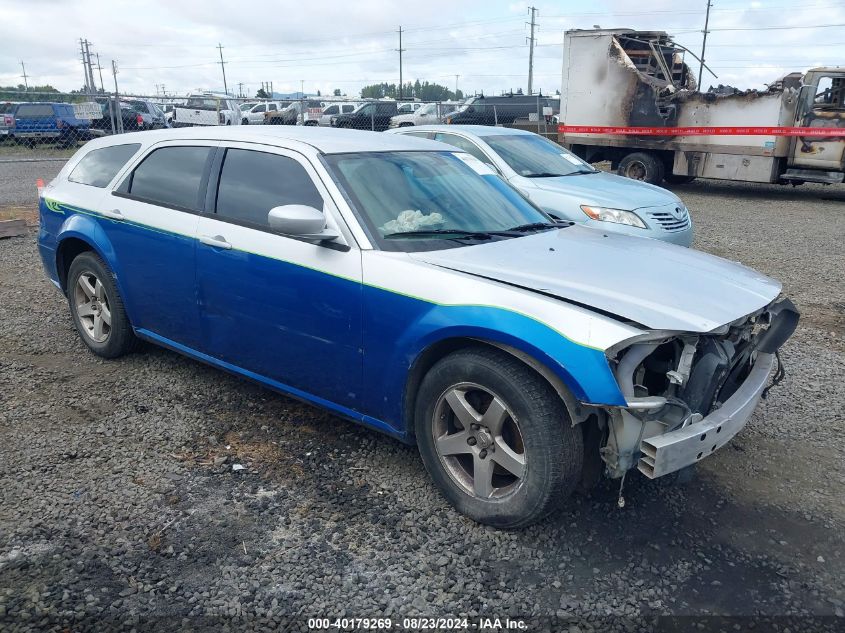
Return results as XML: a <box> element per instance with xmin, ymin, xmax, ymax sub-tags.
<box><xmin>409</xmin><ymin>226</ymin><xmax>781</xmax><ymax>333</ymax></box>
<box><xmin>517</xmin><ymin>171</ymin><xmax>680</xmax><ymax>210</ymax></box>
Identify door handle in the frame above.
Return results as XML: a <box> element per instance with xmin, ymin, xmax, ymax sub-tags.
<box><xmin>100</xmin><ymin>208</ymin><xmax>123</xmax><ymax>220</ymax></box>
<box><xmin>199</xmin><ymin>234</ymin><xmax>232</xmax><ymax>250</ymax></box>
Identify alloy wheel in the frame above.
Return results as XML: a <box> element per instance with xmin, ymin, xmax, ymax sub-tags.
<box><xmin>73</xmin><ymin>271</ymin><xmax>112</xmax><ymax>343</ymax></box>
<box><xmin>432</xmin><ymin>383</ymin><xmax>526</xmax><ymax>499</ymax></box>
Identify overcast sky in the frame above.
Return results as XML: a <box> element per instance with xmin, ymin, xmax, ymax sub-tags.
<box><xmin>2</xmin><ymin>0</ymin><xmax>844</xmax><ymax>98</ymax></box>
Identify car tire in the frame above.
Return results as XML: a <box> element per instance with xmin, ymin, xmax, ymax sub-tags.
<box><xmin>618</xmin><ymin>152</ymin><xmax>665</xmax><ymax>185</ymax></box>
<box><xmin>415</xmin><ymin>346</ymin><xmax>583</xmax><ymax>528</ymax></box>
<box><xmin>242</xmin><ymin>118</ymin><xmax>249</xmax><ymax>125</ymax></box>
<box><xmin>67</xmin><ymin>252</ymin><xmax>138</xmax><ymax>359</ymax></box>
<box><xmin>664</xmin><ymin>174</ymin><xmax>696</xmax><ymax>184</ymax></box>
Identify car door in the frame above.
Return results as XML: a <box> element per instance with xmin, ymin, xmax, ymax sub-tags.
<box><xmin>195</xmin><ymin>144</ymin><xmax>363</xmax><ymax>409</ymax></box>
<box><xmin>109</xmin><ymin>141</ymin><xmax>217</xmax><ymax>348</ymax></box>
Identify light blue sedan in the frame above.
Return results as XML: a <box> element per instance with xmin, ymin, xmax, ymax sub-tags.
<box><xmin>387</xmin><ymin>125</ymin><xmax>693</xmax><ymax>247</ymax></box>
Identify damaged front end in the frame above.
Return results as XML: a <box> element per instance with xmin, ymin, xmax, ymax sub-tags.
<box><xmin>600</xmin><ymin>297</ymin><xmax>799</xmax><ymax>480</ymax></box>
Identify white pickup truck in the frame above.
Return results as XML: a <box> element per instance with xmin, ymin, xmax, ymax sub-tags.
<box><xmin>173</xmin><ymin>93</ymin><xmax>241</xmax><ymax>127</ymax></box>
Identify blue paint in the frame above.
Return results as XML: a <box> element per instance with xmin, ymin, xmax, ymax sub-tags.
<box><xmin>195</xmin><ymin>241</ymin><xmax>363</xmax><ymax>411</ymax></box>
<box><xmin>39</xmin><ymin>198</ymin><xmax>627</xmax><ymax>442</ymax></box>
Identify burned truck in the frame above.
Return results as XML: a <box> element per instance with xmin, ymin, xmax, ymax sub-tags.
<box><xmin>558</xmin><ymin>29</ymin><xmax>845</xmax><ymax>186</ymax></box>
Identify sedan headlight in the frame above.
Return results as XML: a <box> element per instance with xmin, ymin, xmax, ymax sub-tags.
<box><xmin>580</xmin><ymin>205</ymin><xmax>647</xmax><ymax>229</ymax></box>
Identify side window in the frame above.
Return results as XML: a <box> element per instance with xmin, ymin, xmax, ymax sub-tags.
<box><xmin>69</xmin><ymin>143</ymin><xmax>142</xmax><ymax>188</ymax></box>
<box><xmin>324</xmin><ymin>105</ymin><xmax>338</xmax><ymax>115</ymax></box>
<box><xmin>215</xmin><ymin>149</ymin><xmax>323</xmax><ymax>230</ymax></box>
<box><xmin>253</xmin><ymin>104</ymin><xmax>266</xmax><ymax>113</ymax></box>
<box><xmin>269</xmin><ymin>104</ymin><xmax>277</xmax><ymax>112</ymax></box>
<box><xmin>123</xmin><ymin>146</ymin><xmax>212</xmax><ymax>211</ymax></box>
<box><xmin>433</xmin><ymin>133</ymin><xmax>493</xmax><ymax>165</ymax></box>
<box><xmin>814</xmin><ymin>77</ymin><xmax>845</xmax><ymax>110</ymax></box>
<box><xmin>342</xmin><ymin>105</ymin><xmax>354</xmax><ymax>113</ymax></box>
<box><xmin>400</xmin><ymin>131</ymin><xmax>432</xmax><ymax>139</ymax></box>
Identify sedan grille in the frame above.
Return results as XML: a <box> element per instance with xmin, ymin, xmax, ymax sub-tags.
<box><xmin>646</xmin><ymin>207</ymin><xmax>690</xmax><ymax>232</ymax></box>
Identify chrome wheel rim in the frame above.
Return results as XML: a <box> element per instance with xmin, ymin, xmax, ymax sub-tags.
<box><xmin>73</xmin><ymin>272</ymin><xmax>112</xmax><ymax>343</ymax></box>
<box><xmin>432</xmin><ymin>382</ymin><xmax>526</xmax><ymax>499</ymax></box>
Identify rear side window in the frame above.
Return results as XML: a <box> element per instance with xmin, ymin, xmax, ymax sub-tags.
<box><xmin>323</xmin><ymin>105</ymin><xmax>338</xmax><ymax>115</ymax></box>
<box><xmin>15</xmin><ymin>104</ymin><xmax>55</xmax><ymax>118</ymax></box>
<box><xmin>69</xmin><ymin>143</ymin><xmax>141</xmax><ymax>188</ymax></box>
<box><xmin>125</xmin><ymin>146</ymin><xmax>212</xmax><ymax>211</ymax></box>
<box><xmin>215</xmin><ymin>149</ymin><xmax>323</xmax><ymax>229</ymax></box>
<box><xmin>341</xmin><ymin>105</ymin><xmax>354</xmax><ymax>113</ymax></box>
<box><xmin>433</xmin><ymin>133</ymin><xmax>493</xmax><ymax>165</ymax></box>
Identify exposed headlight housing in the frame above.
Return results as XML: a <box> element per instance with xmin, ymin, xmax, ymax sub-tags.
<box><xmin>580</xmin><ymin>205</ymin><xmax>647</xmax><ymax>229</ymax></box>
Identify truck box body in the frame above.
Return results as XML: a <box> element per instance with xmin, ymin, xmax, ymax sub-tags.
<box><xmin>559</xmin><ymin>29</ymin><xmax>844</xmax><ymax>185</ymax></box>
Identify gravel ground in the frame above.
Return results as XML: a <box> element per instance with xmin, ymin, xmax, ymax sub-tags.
<box><xmin>0</xmin><ymin>160</ymin><xmax>843</xmax><ymax>632</ymax></box>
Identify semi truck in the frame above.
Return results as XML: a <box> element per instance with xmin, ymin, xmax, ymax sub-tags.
<box><xmin>557</xmin><ymin>28</ymin><xmax>845</xmax><ymax>186</ymax></box>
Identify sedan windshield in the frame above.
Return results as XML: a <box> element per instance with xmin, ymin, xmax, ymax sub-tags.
<box><xmin>483</xmin><ymin>134</ymin><xmax>597</xmax><ymax>177</ymax></box>
<box><xmin>325</xmin><ymin>151</ymin><xmax>553</xmax><ymax>252</ymax></box>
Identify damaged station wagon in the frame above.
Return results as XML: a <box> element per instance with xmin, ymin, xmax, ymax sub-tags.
<box><xmin>38</xmin><ymin>127</ymin><xmax>799</xmax><ymax>527</ymax></box>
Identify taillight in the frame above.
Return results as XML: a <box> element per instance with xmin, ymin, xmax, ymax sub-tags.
<box><xmin>136</xmin><ymin>114</ymin><xmax>143</xmax><ymax>126</ymax></box>
<box><xmin>3</xmin><ymin>115</ymin><xmax>11</xmax><ymax>126</ymax></box>
<box><xmin>56</xmin><ymin>119</ymin><xmax>64</xmax><ymax>129</ymax></box>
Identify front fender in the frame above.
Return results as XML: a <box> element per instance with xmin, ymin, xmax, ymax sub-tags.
<box><xmin>363</xmin><ymin>284</ymin><xmax>626</xmax><ymax>433</ymax></box>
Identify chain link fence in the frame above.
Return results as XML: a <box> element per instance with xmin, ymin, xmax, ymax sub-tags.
<box><xmin>1</xmin><ymin>88</ymin><xmax>560</xmax><ymax>153</ymax></box>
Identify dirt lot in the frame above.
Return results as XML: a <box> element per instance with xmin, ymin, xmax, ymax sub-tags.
<box><xmin>0</xmin><ymin>160</ymin><xmax>843</xmax><ymax>632</ymax></box>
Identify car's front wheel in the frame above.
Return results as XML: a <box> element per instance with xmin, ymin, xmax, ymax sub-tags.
<box><xmin>67</xmin><ymin>252</ymin><xmax>138</xmax><ymax>358</ymax></box>
<box><xmin>415</xmin><ymin>347</ymin><xmax>583</xmax><ymax>528</ymax></box>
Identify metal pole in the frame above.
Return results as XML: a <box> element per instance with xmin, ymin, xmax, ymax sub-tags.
<box><xmin>698</xmin><ymin>0</ymin><xmax>712</xmax><ymax>90</ymax></box>
<box><xmin>84</xmin><ymin>40</ymin><xmax>96</xmax><ymax>95</ymax></box>
<box><xmin>527</xmin><ymin>6</ymin><xmax>537</xmax><ymax>95</ymax></box>
<box><xmin>397</xmin><ymin>26</ymin><xmax>406</xmax><ymax>100</ymax></box>
<box><xmin>111</xmin><ymin>60</ymin><xmax>123</xmax><ymax>134</ymax></box>
<box><xmin>20</xmin><ymin>61</ymin><xmax>28</xmax><ymax>90</ymax></box>
<box><xmin>217</xmin><ymin>43</ymin><xmax>229</xmax><ymax>95</ymax></box>
<box><xmin>79</xmin><ymin>39</ymin><xmax>89</xmax><ymax>91</ymax></box>
<box><xmin>95</xmin><ymin>53</ymin><xmax>105</xmax><ymax>92</ymax></box>
<box><xmin>454</xmin><ymin>74</ymin><xmax>459</xmax><ymax>99</ymax></box>
<box><xmin>370</xmin><ymin>102</ymin><xmax>375</xmax><ymax>131</ymax></box>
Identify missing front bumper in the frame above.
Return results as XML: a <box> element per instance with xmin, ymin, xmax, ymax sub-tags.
<box><xmin>638</xmin><ymin>352</ymin><xmax>775</xmax><ymax>479</ymax></box>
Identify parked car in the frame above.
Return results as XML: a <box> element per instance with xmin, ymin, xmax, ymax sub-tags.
<box><xmin>331</xmin><ymin>101</ymin><xmax>397</xmax><ymax>131</ymax></box>
<box><xmin>445</xmin><ymin>94</ymin><xmax>559</xmax><ymax>126</ymax></box>
<box><xmin>243</xmin><ymin>102</ymin><xmax>282</xmax><ymax>125</ymax></box>
<box><xmin>388</xmin><ymin>125</ymin><xmax>693</xmax><ymax>246</ymax></box>
<box><xmin>318</xmin><ymin>102</ymin><xmax>357</xmax><ymax>127</ymax></box>
<box><xmin>172</xmin><ymin>93</ymin><xmax>241</xmax><ymax>126</ymax></box>
<box><xmin>397</xmin><ymin>102</ymin><xmax>423</xmax><ymax>114</ymax></box>
<box><xmin>388</xmin><ymin>102</ymin><xmax>459</xmax><ymax>128</ymax></box>
<box><xmin>1</xmin><ymin>101</ymin><xmax>20</xmax><ymax>139</ymax></box>
<box><xmin>38</xmin><ymin>126</ymin><xmax>797</xmax><ymax>528</ymax></box>
<box><xmin>8</xmin><ymin>102</ymin><xmax>91</xmax><ymax>147</ymax></box>
<box><xmin>124</xmin><ymin>100</ymin><xmax>169</xmax><ymax>129</ymax></box>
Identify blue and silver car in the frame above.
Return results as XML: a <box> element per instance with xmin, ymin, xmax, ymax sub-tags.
<box><xmin>387</xmin><ymin>125</ymin><xmax>693</xmax><ymax>246</ymax></box>
<box><xmin>38</xmin><ymin>127</ymin><xmax>796</xmax><ymax>527</ymax></box>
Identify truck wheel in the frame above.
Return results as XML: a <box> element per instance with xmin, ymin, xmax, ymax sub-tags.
<box><xmin>415</xmin><ymin>347</ymin><xmax>583</xmax><ymax>528</ymax></box>
<box><xmin>67</xmin><ymin>252</ymin><xmax>138</xmax><ymax>359</ymax></box>
<box><xmin>664</xmin><ymin>174</ymin><xmax>696</xmax><ymax>185</ymax></box>
<box><xmin>618</xmin><ymin>152</ymin><xmax>665</xmax><ymax>185</ymax></box>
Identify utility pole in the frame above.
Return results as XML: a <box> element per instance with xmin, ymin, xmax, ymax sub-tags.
<box><xmin>111</xmin><ymin>60</ymin><xmax>123</xmax><ymax>133</ymax></box>
<box><xmin>397</xmin><ymin>26</ymin><xmax>406</xmax><ymax>99</ymax></box>
<box><xmin>95</xmin><ymin>53</ymin><xmax>105</xmax><ymax>92</ymax></box>
<box><xmin>454</xmin><ymin>74</ymin><xmax>460</xmax><ymax>98</ymax></box>
<box><xmin>20</xmin><ymin>61</ymin><xmax>29</xmax><ymax>91</ymax></box>
<box><xmin>270</xmin><ymin>81</ymin><xmax>273</xmax><ymax>97</ymax></box>
<box><xmin>300</xmin><ymin>79</ymin><xmax>304</xmax><ymax>98</ymax></box>
<box><xmin>526</xmin><ymin>6</ymin><xmax>537</xmax><ymax>95</ymax></box>
<box><xmin>79</xmin><ymin>39</ymin><xmax>89</xmax><ymax>91</ymax></box>
<box><xmin>83</xmin><ymin>40</ymin><xmax>96</xmax><ymax>95</ymax></box>
<box><xmin>698</xmin><ymin>0</ymin><xmax>713</xmax><ymax>89</ymax></box>
<box><xmin>237</xmin><ymin>82</ymin><xmax>244</xmax><ymax>98</ymax></box>
<box><xmin>216</xmin><ymin>43</ymin><xmax>229</xmax><ymax>95</ymax></box>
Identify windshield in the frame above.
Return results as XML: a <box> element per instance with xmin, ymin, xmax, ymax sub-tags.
<box><xmin>325</xmin><ymin>151</ymin><xmax>552</xmax><ymax>252</ymax></box>
<box><xmin>483</xmin><ymin>134</ymin><xmax>596</xmax><ymax>177</ymax></box>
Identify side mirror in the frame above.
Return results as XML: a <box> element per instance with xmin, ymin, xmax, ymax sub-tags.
<box><xmin>267</xmin><ymin>205</ymin><xmax>339</xmax><ymax>242</ymax></box>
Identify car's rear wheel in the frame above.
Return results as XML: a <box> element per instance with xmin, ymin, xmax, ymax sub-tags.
<box><xmin>415</xmin><ymin>347</ymin><xmax>583</xmax><ymax>528</ymax></box>
<box><xmin>67</xmin><ymin>252</ymin><xmax>138</xmax><ymax>358</ymax></box>
<box><xmin>618</xmin><ymin>152</ymin><xmax>664</xmax><ymax>185</ymax></box>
